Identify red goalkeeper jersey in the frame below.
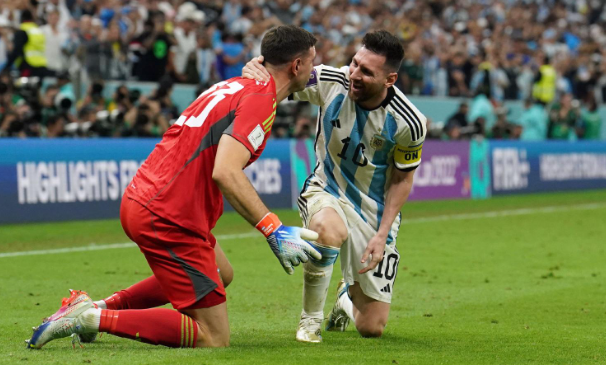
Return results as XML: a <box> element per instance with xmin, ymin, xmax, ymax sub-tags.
<box><xmin>125</xmin><ymin>77</ymin><xmax>277</xmax><ymax>239</ymax></box>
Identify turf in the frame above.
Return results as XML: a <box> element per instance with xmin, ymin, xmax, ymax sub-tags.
<box><xmin>1</xmin><ymin>190</ymin><xmax>606</xmax><ymax>364</ymax></box>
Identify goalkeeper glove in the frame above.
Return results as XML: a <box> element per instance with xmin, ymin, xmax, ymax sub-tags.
<box><xmin>256</xmin><ymin>212</ymin><xmax>321</xmax><ymax>275</ymax></box>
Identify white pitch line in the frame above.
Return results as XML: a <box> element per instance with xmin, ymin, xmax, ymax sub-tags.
<box><xmin>0</xmin><ymin>232</ymin><xmax>259</xmax><ymax>259</ymax></box>
<box><xmin>2</xmin><ymin>202</ymin><xmax>606</xmax><ymax>259</ymax></box>
<box><xmin>0</xmin><ymin>242</ymin><xmax>139</xmax><ymax>258</ymax></box>
<box><xmin>401</xmin><ymin>202</ymin><xmax>606</xmax><ymax>224</ymax></box>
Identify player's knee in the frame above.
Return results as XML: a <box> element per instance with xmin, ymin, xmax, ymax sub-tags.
<box><xmin>356</xmin><ymin>323</ymin><xmax>385</xmax><ymax>338</ymax></box>
<box><xmin>355</xmin><ymin>316</ymin><xmax>386</xmax><ymax>338</ymax></box>
<box><xmin>314</xmin><ymin>220</ymin><xmax>347</xmax><ymax>246</ymax></box>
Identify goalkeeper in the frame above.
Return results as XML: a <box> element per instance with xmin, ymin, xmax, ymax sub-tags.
<box><xmin>26</xmin><ymin>26</ymin><xmax>320</xmax><ymax>349</ymax></box>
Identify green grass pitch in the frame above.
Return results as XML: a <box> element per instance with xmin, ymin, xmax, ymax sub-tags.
<box><xmin>1</xmin><ymin>190</ymin><xmax>605</xmax><ymax>365</ymax></box>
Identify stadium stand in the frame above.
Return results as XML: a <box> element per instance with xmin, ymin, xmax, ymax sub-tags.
<box><xmin>0</xmin><ymin>0</ymin><xmax>604</xmax><ymax>139</ymax></box>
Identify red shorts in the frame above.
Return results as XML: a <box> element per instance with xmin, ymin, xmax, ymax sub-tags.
<box><xmin>120</xmin><ymin>197</ymin><xmax>226</xmax><ymax>310</ymax></box>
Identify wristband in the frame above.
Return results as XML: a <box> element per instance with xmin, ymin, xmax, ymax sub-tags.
<box><xmin>255</xmin><ymin>212</ymin><xmax>282</xmax><ymax>237</ymax></box>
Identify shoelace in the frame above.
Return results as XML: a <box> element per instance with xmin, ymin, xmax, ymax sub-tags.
<box><xmin>300</xmin><ymin>316</ymin><xmax>322</xmax><ymax>327</ymax></box>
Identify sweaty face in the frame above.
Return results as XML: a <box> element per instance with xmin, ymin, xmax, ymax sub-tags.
<box><xmin>294</xmin><ymin>46</ymin><xmax>317</xmax><ymax>92</ymax></box>
<box><xmin>348</xmin><ymin>47</ymin><xmax>390</xmax><ymax>105</ymax></box>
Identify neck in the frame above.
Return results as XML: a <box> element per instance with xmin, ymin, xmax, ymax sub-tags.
<box><xmin>267</xmin><ymin>66</ymin><xmax>293</xmax><ymax>103</ymax></box>
<box><xmin>357</xmin><ymin>88</ymin><xmax>388</xmax><ymax>110</ymax></box>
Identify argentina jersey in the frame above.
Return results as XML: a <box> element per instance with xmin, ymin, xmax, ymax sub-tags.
<box><xmin>293</xmin><ymin>65</ymin><xmax>427</xmax><ymax>241</ymax></box>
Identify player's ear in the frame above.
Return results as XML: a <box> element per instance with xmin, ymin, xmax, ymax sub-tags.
<box><xmin>292</xmin><ymin>58</ymin><xmax>302</xmax><ymax>76</ymax></box>
<box><xmin>385</xmin><ymin>72</ymin><xmax>398</xmax><ymax>88</ymax></box>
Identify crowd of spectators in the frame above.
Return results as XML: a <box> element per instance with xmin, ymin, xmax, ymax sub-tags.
<box><xmin>0</xmin><ymin>0</ymin><xmax>604</xmax><ymax>139</ymax></box>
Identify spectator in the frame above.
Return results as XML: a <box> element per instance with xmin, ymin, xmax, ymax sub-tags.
<box><xmin>40</xmin><ymin>84</ymin><xmax>61</xmax><ymax>126</ymax></box>
<box><xmin>134</xmin><ymin>15</ymin><xmax>174</xmax><ymax>82</ymax></box>
<box><xmin>77</xmin><ymin>81</ymin><xmax>106</xmax><ymax>115</ymax></box>
<box><xmin>122</xmin><ymin>97</ymin><xmax>168</xmax><ymax>137</ymax></box>
<box><xmin>491</xmin><ymin>107</ymin><xmax>516</xmax><ymax>139</ymax></box>
<box><xmin>580</xmin><ymin>99</ymin><xmax>601</xmax><ymax>140</ymax></box>
<box><xmin>106</xmin><ymin>84</ymin><xmax>137</xmax><ymax>114</ymax></box>
<box><xmin>548</xmin><ymin>93</ymin><xmax>579</xmax><ymax>140</ymax></box>
<box><xmin>40</xmin><ymin>9</ymin><xmax>69</xmax><ymax>74</ymax></box>
<box><xmin>519</xmin><ymin>98</ymin><xmax>548</xmax><ymax>141</ymax></box>
<box><xmin>172</xmin><ymin>9</ymin><xmax>198</xmax><ymax>82</ymax></box>
<box><xmin>444</xmin><ymin>102</ymin><xmax>469</xmax><ymax>140</ymax></box>
<box><xmin>230</xmin><ymin>5</ymin><xmax>254</xmax><ymax>35</ymax></box>
<box><xmin>0</xmin><ymin>15</ymin><xmax>11</xmax><ymax>71</ymax></box>
<box><xmin>468</xmin><ymin>86</ymin><xmax>496</xmax><ymax>135</ymax></box>
<box><xmin>399</xmin><ymin>42</ymin><xmax>423</xmax><ymax>95</ymax></box>
<box><xmin>43</xmin><ymin>113</ymin><xmax>65</xmax><ymax>138</ymax></box>
<box><xmin>266</xmin><ymin>0</ymin><xmax>295</xmax><ymax>25</ymax></box>
<box><xmin>447</xmin><ymin>52</ymin><xmax>470</xmax><ymax>97</ymax></box>
<box><xmin>0</xmin><ymin>72</ymin><xmax>14</xmax><ymax>117</ymax></box>
<box><xmin>1</xmin><ymin>10</ymin><xmax>51</xmax><ymax>78</ymax></box>
<box><xmin>470</xmin><ymin>55</ymin><xmax>509</xmax><ymax>103</ymax></box>
<box><xmin>216</xmin><ymin>32</ymin><xmax>248</xmax><ymax>80</ymax></box>
<box><xmin>221</xmin><ymin>0</ymin><xmax>242</xmax><ymax>26</ymax></box>
<box><xmin>532</xmin><ymin>52</ymin><xmax>556</xmax><ymax>105</ymax></box>
<box><xmin>195</xmin><ymin>32</ymin><xmax>217</xmax><ymax>88</ymax></box>
<box><xmin>293</xmin><ymin>116</ymin><xmax>313</xmax><ymax>139</ymax></box>
<box><xmin>149</xmin><ymin>76</ymin><xmax>179</xmax><ymax>122</ymax></box>
<box><xmin>76</xmin><ymin>16</ymin><xmax>105</xmax><ymax>81</ymax></box>
<box><xmin>0</xmin><ymin>111</ymin><xmax>24</xmax><ymax>137</ymax></box>
<box><xmin>120</xmin><ymin>5</ymin><xmax>144</xmax><ymax>40</ymax></box>
<box><xmin>37</xmin><ymin>0</ymin><xmax>71</xmax><ymax>31</ymax></box>
<box><xmin>100</xmin><ymin>22</ymin><xmax>128</xmax><ymax>79</ymax></box>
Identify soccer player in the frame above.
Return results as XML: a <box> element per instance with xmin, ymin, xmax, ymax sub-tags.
<box><xmin>26</xmin><ymin>25</ymin><xmax>321</xmax><ymax>349</ymax></box>
<box><xmin>242</xmin><ymin>30</ymin><xmax>427</xmax><ymax>342</ymax></box>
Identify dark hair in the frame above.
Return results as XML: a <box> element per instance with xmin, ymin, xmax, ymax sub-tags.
<box><xmin>261</xmin><ymin>26</ymin><xmax>317</xmax><ymax>66</ymax></box>
<box><xmin>21</xmin><ymin>9</ymin><xmax>34</xmax><ymax>23</ymax></box>
<box><xmin>361</xmin><ymin>30</ymin><xmax>404</xmax><ymax>71</ymax></box>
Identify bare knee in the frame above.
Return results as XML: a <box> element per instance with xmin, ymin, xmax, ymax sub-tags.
<box><xmin>356</xmin><ymin>322</ymin><xmax>385</xmax><ymax>338</ymax></box>
<box><xmin>312</xmin><ymin>219</ymin><xmax>347</xmax><ymax>247</ymax></box>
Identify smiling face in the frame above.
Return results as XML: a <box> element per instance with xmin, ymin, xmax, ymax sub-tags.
<box><xmin>348</xmin><ymin>47</ymin><xmax>396</xmax><ymax>108</ymax></box>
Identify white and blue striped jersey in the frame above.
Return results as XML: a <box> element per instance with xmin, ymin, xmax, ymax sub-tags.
<box><xmin>295</xmin><ymin>65</ymin><xmax>427</xmax><ymax>243</ymax></box>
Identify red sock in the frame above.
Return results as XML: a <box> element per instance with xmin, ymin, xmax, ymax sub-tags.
<box><xmin>104</xmin><ymin>276</ymin><xmax>169</xmax><ymax>310</ymax></box>
<box><xmin>99</xmin><ymin>309</ymin><xmax>198</xmax><ymax>348</ymax></box>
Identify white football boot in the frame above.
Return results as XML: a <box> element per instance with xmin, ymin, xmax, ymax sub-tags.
<box><xmin>325</xmin><ymin>279</ymin><xmax>350</xmax><ymax>332</ymax></box>
<box><xmin>26</xmin><ymin>290</ymin><xmax>98</xmax><ymax>349</ymax></box>
<box><xmin>295</xmin><ymin>314</ymin><xmax>323</xmax><ymax>343</ymax></box>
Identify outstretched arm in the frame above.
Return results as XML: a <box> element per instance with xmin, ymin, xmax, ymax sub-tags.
<box><xmin>359</xmin><ymin>168</ymin><xmax>415</xmax><ymax>274</ymax></box>
<box><xmin>213</xmin><ymin>135</ymin><xmax>321</xmax><ymax>274</ymax></box>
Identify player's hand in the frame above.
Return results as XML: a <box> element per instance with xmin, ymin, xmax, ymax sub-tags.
<box><xmin>267</xmin><ymin>225</ymin><xmax>321</xmax><ymax>275</ymax></box>
<box><xmin>242</xmin><ymin>56</ymin><xmax>271</xmax><ymax>83</ymax></box>
<box><xmin>256</xmin><ymin>212</ymin><xmax>321</xmax><ymax>274</ymax></box>
<box><xmin>359</xmin><ymin>233</ymin><xmax>387</xmax><ymax>274</ymax></box>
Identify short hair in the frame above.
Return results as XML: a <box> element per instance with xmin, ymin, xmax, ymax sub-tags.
<box><xmin>361</xmin><ymin>30</ymin><xmax>404</xmax><ymax>71</ymax></box>
<box><xmin>21</xmin><ymin>10</ymin><xmax>34</xmax><ymax>23</ymax></box>
<box><xmin>261</xmin><ymin>25</ymin><xmax>317</xmax><ymax>66</ymax></box>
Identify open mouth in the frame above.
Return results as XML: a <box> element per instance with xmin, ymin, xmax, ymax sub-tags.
<box><xmin>350</xmin><ymin>82</ymin><xmax>364</xmax><ymax>92</ymax></box>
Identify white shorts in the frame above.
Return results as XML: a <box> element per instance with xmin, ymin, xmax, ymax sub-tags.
<box><xmin>299</xmin><ymin>186</ymin><xmax>401</xmax><ymax>303</ymax></box>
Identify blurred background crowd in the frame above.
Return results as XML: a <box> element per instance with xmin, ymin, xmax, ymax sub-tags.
<box><xmin>0</xmin><ymin>0</ymin><xmax>604</xmax><ymax>140</ymax></box>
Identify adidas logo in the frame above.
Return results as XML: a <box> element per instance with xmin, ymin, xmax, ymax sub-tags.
<box><xmin>380</xmin><ymin>283</ymin><xmax>391</xmax><ymax>293</ymax></box>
